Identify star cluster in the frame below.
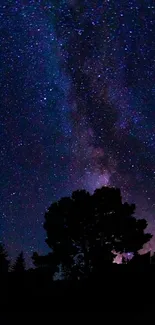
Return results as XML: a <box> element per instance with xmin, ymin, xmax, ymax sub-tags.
<box><xmin>0</xmin><ymin>0</ymin><xmax>155</xmax><ymax>263</ymax></box>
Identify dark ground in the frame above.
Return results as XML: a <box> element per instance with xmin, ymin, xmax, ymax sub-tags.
<box><xmin>1</xmin><ymin>265</ymin><xmax>153</xmax><ymax>312</ymax></box>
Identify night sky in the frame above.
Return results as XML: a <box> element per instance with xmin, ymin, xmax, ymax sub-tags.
<box><xmin>1</xmin><ymin>0</ymin><xmax>155</xmax><ymax>264</ymax></box>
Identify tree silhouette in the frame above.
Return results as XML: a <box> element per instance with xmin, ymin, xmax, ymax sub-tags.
<box><xmin>0</xmin><ymin>243</ymin><xmax>10</xmax><ymax>272</ymax></box>
<box><xmin>12</xmin><ymin>251</ymin><xmax>26</xmax><ymax>272</ymax></box>
<box><xmin>42</xmin><ymin>187</ymin><xmax>152</xmax><ymax>278</ymax></box>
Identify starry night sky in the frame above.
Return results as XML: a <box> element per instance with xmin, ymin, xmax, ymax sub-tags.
<box><xmin>1</xmin><ymin>0</ymin><xmax>155</xmax><ymax>264</ymax></box>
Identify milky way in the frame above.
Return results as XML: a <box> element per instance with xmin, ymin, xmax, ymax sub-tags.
<box><xmin>0</xmin><ymin>0</ymin><xmax>155</xmax><ymax>264</ymax></box>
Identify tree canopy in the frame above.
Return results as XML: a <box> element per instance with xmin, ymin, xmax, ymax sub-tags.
<box><xmin>35</xmin><ymin>187</ymin><xmax>152</xmax><ymax>278</ymax></box>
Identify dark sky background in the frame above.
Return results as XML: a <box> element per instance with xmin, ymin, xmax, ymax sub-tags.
<box><xmin>0</xmin><ymin>0</ymin><xmax>155</xmax><ymax>265</ymax></box>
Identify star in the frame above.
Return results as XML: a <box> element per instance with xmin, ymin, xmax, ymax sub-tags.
<box><xmin>0</xmin><ymin>1</ymin><xmax>155</xmax><ymax>265</ymax></box>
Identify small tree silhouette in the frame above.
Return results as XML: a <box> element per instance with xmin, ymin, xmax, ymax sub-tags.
<box><xmin>12</xmin><ymin>251</ymin><xmax>26</xmax><ymax>272</ymax></box>
<box><xmin>0</xmin><ymin>243</ymin><xmax>10</xmax><ymax>272</ymax></box>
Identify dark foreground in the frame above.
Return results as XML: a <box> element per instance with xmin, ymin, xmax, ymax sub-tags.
<box><xmin>1</xmin><ymin>265</ymin><xmax>154</xmax><ymax>312</ymax></box>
